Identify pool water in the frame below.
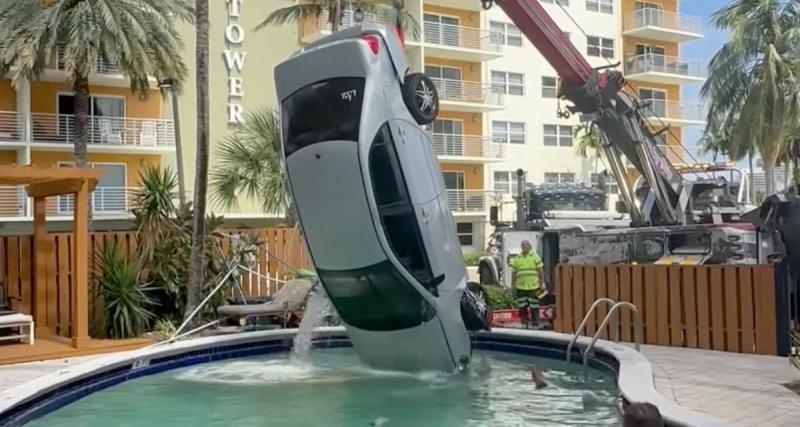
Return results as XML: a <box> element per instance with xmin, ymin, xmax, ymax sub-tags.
<box><xmin>27</xmin><ymin>348</ymin><xmax>621</xmax><ymax>427</ymax></box>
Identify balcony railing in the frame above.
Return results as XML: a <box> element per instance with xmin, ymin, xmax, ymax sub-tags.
<box><xmin>0</xmin><ymin>111</ymin><xmax>23</xmax><ymax>141</ymax></box>
<box><xmin>431</xmin><ymin>134</ymin><xmax>504</xmax><ymax>159</ymax></box>
<box><xmin>625</xmin><ymin>54</ymin><xmax>705</xmax><ymax>79</ymax></box>
<box><xmin>624</xmin><ymin>9</ymin><xmax>701</xmax><ymax>34</ymax></box>
<box><xmin>643</xmin><ymin>100</ymin><xmax>704</xmax><ymax>122</ymax></box>
<box><xmin>423</xmin><ymin>21</ymin><xmax>500</xmax><ymax>52</ymax></box>
<box><xmin>53</xmin><ymin>47</ymin><xmax>120</xmax><ymax>75</ymax></box>
<box><xmin>51</xmin><ymin>187</ymin><xmax>137</xmax><ymax>216</ymax></box>
<box><xmin>31</xmin><ymin>114</ymin><xmax>175</xmax><ymax>148</ymax></box>
<box><xmin>431</xmin><ymin>78</ymin><xmax>504</xmax><ymax>106</ymax></box>
<box><xmin>447</xmin><ymin>190</ymin><xmax>501</xmax><ymax>213</ymax></box>
<box><xmin>304</xmin><ymin>8</ymin><xmax>398</xmax><ymax>39</ymax></box>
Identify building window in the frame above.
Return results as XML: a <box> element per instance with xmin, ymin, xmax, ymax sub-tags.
<box><xmin>586</xmin><ymin>0</ymin><xmax>613</xmax><ymax>14</ymax></box>
<box><xmin>492</xmin><ymin>121</ymin><xmax>526</xmax><ymax>144</ymax></box>
<box><xmin>57</xmin><ymin>162</ymin><xmax>127</xmax><ymax>213</ymax></box>
<box><xmin>456</xmin><ymin>223</ymin><xmax>474</xmax><ymax>246</ymax></box>
<box><xmin>423</xmin><ymin>13</ymin><xmax>460</xmax><ymax>47</ymax></box>
<box><xmin>541</xmin><ymin>76</ymin><xmax>558</xmax><ymax>98</ymax></box>
<box><xmin>587</xmin><ymin>36</ymin><xmax>614</xmax><ymax>58</ymax></box>
<box><xmin>543</xmin><ymin>124</ymin><xmax>573</xmax><ymax>147</ymax></box>
<box><xmin>490</xmin><ymin>21</ymin><xmax>522</xmax><ymax>47</ymax></box>
<box><xmin>491</xmin><ymin>71</ymin><xmax>525</xmax><ymax>96</ymax></box>
<box><xmin>493</xmin><ymin>171</ymin><xmax>520</xmax><ymax>195</ymax></box>
<box><xmin>639</xmin><ymin>88</ymin><xmax>667</xmax><ymax>117</ymax></box>
<box><xmin>545</xmin><ymin>172</ymin><xmax>575</xmax><ymax>184</ymax></box>
<box><xmin>591</xmin><ymin>172</ymin><xmax>619</xmax><ymax>194</ymax></box>
<box><xmin>541</xmin><ymin>0</ymin><xmax>570</xmax><ymax>5</ymax></box>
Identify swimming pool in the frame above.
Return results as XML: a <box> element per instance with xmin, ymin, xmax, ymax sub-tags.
<box><xmin>24</xmin><ymin>347</ymin><xmax>620</xmax><ymax>427</ymax></box>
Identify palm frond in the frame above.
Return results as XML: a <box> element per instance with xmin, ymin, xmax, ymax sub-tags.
<box><xmin>256</xmin><ymin>4</ymin><xmax>325</xmax><ymax>31</ymax></box>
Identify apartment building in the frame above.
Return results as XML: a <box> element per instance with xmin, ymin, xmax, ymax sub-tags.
<box><xmin>485</xmin><ymin>0</ymin><xmax>704</xmax><ymax>219</ymax></box>
<box><xmin>0</xmin><ymin>52</ymin><xmax>175</xmax><ymax>231</ymax></box>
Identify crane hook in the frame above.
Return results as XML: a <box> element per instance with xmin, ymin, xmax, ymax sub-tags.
<box><xmin>481</xmin><ymin>0</ymin><xmax>494</xmax><ymax>10</ymax></box>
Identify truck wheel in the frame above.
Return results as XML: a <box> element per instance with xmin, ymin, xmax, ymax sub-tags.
<box><xmin>479</xmin><ymin>262</ymin><xmax>494</xmax><ymax>285</ymax></box>
<box><xmin>402</xmin><ymin>72</ymin><xmax>439</xmax><ymax>125</ymax></box>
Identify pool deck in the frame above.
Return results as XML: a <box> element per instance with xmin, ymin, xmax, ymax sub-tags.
<box><xmin>1</xmin><ymin>332</ymin><xmax>799</xmax><ymax>426</ymax></box>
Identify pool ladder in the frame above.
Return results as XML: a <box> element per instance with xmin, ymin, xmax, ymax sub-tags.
<box><xmin>565</xmin><ymin>298</ymin><xmax>642</xmax><ymax>369</ymax></box>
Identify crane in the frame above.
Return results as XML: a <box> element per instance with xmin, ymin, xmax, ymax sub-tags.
<box><xmin>479</xmin><ymin>0</ymin><xmax>697</xmax><ymax>227</ymax></box>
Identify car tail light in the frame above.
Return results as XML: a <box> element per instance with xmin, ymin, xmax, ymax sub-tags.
<box><xmin>360</xmin><ymin>35</ymin><xmax>379</xmax><ymax>55</ymax></box>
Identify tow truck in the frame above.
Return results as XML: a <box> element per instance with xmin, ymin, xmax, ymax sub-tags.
<box><xmin>474</xmin><ymin>0</ymin><xmax>781</xmax><ymax>271</ymax></box>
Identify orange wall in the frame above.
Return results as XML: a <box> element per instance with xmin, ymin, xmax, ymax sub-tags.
<box><xmin>30</xmin><ymin>151</ymin><xmax>161</xmax><ymax>186</ymax></box>
<box><xmin>422</xmin><ymin>5</ymin><xmax>479</xmax><ymax>28</ymax></box>
<box><xmin>626</xmin><ymin>81</ymin><xmax>680</xmax><ymax>101</ymax></box>
<box><xmin>0</xmin><ymin>80</ymin><xmax>14</xmax><ymax>111</ymax></box>
<box><xmin>439</xmin><ymin>162</ymin><xmax>484</xmax><ymax>190</ymax></box>
<box><xmin>0</xmin><ymin>150</ymin><xmax>17</xmax><ymax>164</ymax></box>
<box><xmin>437</xmin><ymin>111</ymin><xmax>482</xmax><ymax>135</ymax></box>
<box><xmin>624</xmin><ymin>36</ymin><xmax>679</xmax><ymax>58</ymax></box>
<box><xmin>424</xmin><ymin>58</ymin><xmax>482</xmax><ymax>82</ymax></box>
<box><xmin>29</xmin><ymin>82</ymin><xmax>161</xmax><ymax>118</ymax></box>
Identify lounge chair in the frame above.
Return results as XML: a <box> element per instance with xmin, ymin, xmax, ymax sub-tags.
<box><xmin>0</xmin><ymin>284</ymin><xmax>34</xmax><ymax>345</ymax></box>
<box><xmin>217</xmin><ymin>278</ymin><xmax>314</xmax><ymax>327</ymax></box>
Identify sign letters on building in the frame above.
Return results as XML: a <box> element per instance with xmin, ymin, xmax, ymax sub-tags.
<box><xmin>225</xmin><ymin>0</ymin><xmax>246</xmax><ymax>125</ymax></box>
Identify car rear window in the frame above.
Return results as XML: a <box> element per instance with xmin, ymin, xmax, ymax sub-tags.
<box><xmin>281</xmin><ymin>77</ymin><xmax>366</xmax><ymax>157</ymax></box>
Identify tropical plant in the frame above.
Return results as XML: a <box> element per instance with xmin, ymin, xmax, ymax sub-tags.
<box><xmin>186</xmin><ymin>0</ymin><xmax>211</xmax><ymax>326</ymax></box>
<box><xmin>481</xmin><ymin>285</ymin><xmax>515</xmax><ymax>310</ymax></box>
<box><xmin>257</xmin><ymin>0</ymin><xmax>420</xmax><ymax>39</ymax></box>
<box><xmin>462</xmin><ymin>252</ymin><xmax>485</xmax><ymax>267</ymax></box>
<box><xmin>0</xmin><ymin>0</ymin><xmax>193</xmax><ymax>168</ymax></box>
<box><xmin>700</xmin><ymin>0</ymin><xmax>800</xmax><ymax>196</ymax></box>
<box><xmin>95</xmin><ymin>243</ymin><xmax>155</xmax><ymax>339</ymax></box>
<box><xmin>573</xmin><ymin>123</ymin><xmax>604</xmax><ymax>159</ymax></box>
<box><xmin>152</xmin><ymin>318</ymin><xmax>178</xmax><ymax>342</ymax></box>
<box><xmin>210</xmin><ymin>108</ymin><xmax>291</xmax><ymax>219</ymax></box>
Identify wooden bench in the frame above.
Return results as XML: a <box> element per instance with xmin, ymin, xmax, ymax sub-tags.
<box><xmin>0</xmin><ymin>312</ymin><xmax>34</xmax><ymax>345</ymax></box>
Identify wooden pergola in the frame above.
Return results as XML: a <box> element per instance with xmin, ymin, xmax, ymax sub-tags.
<box><xmin>0</xmin><ymin>165</ymin><xmax>103</xmax><ymax>348</ymax></box>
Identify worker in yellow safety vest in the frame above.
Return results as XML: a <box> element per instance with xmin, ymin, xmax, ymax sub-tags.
<box><xmin>510</xmin><ymin>239</ymin><xmax>545</xmax><ymax>329</ymax></box>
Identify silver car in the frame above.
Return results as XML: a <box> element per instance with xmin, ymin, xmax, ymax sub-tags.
<box><xmin>274</xmin><ymin>23</ymin><xmax>487</xmax><ymax>373</ymax></box>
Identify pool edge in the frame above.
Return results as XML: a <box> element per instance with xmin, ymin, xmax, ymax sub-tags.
<box><xmin>0</xmin><ymin>327</ymin><xmax>725</xmax><ymax>427</ymax></box>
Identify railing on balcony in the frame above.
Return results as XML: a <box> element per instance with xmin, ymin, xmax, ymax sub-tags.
<box><xmin>431</xmin><ymin>78</ymin><xmax>504</xmax><ymax>106</ymax></box>
<box><xmin>624</xmin><ymin>9</ymin><xmax>701</xmax><ymax>34</ymax></box>
<box><xmin>447</xmin><ymin>190</ymin><xmax>501</xmax><ymax>213</ymax></box>
<box><xmin>0</xmin><ymin>111</ymin><xmax>23</xmax><ymax>141</ymax></box>
<box><xmin>431</xmin><ymin>133</ymin><xmax>504</xmax><ymax>159</ymax></box>
<box><xmin>54</xmin><ymin>47</ymin><xmax>120</xmax><ymax>75</ymax></box>
<box><xmin>0</xmin><ymin>186</ymin><xmax>28</xmax><ymax>218</ymax></box>
<box><xmin>643</xmin><ymin>100</ymin><xmax>705</xmax><ymax>122</ymax></box>
<box><xmin>51</xmin><ymin>187</ymin><xmax>137</xmax><ymax>216</ymax></box>
<box><xmin>305</xmin><ymin>8</ymin><xmax>398</xmax><ymax>38</ymax></box>
<box><xmin>31</xmin><ymin>114</ymin><xmax>175</xmax><ymax>148</ymax></box>
<box><xmin>625</xmin><ymin>54</ymin><xmax>704</xmax><ymax>78</ymax></box>
<box><xmin>423</xmin><ymin>21</ymin><xmax>500</xmax><ymax>52</ymax></box>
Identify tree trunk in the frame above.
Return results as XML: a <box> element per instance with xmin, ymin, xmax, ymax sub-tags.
<box><xmin>764</xmin><ymin>160</ymin><xmax>776</xmax><ymax>197</ymax></box>
<box><xmin>72</xmin><ymin>73</ymin><xmax>93</xmax><ymax>226</ymax></box>
<box><xmin>331</xmin><ymin>0</ymin><xmax>341</xmax><ymax>33</ymax></box>
<box><xmin>784</xmin><ymin>160</ymin><xmax>791</xmax><ymax>190</ymax></box>
<box><xmin>184</xmin><ymin>0</ymin><xmax>210</xmax><ymax>324</ymax></box>
<box><xmin>748</xmin><ymin>151</ymin><xmax>755</xmax><ymax>204</ymax></box>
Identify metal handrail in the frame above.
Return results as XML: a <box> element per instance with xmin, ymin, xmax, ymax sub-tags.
<box><xmin>581</xmin><ymin>301</ymin><xmax>642</xmax><ymax>370</ymax></box>
<box><xmin>565</xmin><ymin>297</ymin><xmax>617</xmax><ymax>363</ymax></box>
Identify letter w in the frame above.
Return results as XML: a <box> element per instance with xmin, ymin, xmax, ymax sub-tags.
<box><xmin>223</xmin><ymin>50</ymin><xmax>247</xmax><ymax>72</ymax></box>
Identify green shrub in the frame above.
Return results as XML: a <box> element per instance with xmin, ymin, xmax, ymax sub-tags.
<box><xmin>96</xmin><ymin>243</ymin><xmax>155</xmax><ymax>339</ymax></box>
<box><xmin>482</xmin><ymin>285</ymin><xmax>515</xmax><ymax>310</ymax></box>
<box><xmin>462</xmin><ymin>251</ymin><xmax>485</xmax><ymax>267</ymax></box>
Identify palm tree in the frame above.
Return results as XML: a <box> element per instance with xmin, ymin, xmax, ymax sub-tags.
<box><xmin>573</xmin><ymin>123</ymin><xmax>604</xmax><ymax>160</ymax></box>
<box><xmin>257</xmin><ymin>0</ymin><xmax>420</xmax><ymax>39</ymax></box>
<box><xmin>209</xmin><ymin>108</ymin><xmax>292</xmax><ymax>222</ymax></box>
<box><xmin>700</xmin><ymin>0</ymin><xmax>800</xmax><ymax>196</ymax></box>
<box><xmin>185</xmin><ymin>0</ymin><xmax>210</xmax><ymax>324</ymax></box>
<box><xmin>0</xmin><ymin>0</ymin><xmax>193</xmax><ymax>168</ymax></box>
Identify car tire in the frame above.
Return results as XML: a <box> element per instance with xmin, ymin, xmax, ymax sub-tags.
<box><xmin>402</xmin><ymin>72</ymin><xmax>439</xmax><ymax>125</ymax></box>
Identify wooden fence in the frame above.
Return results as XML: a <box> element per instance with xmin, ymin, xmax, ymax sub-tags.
<box><xmin>1</xmin><ymin>228</ymin><xmax>309</xmax><ymax>338</ymax></box>
<box><xmin>554</xmin><ymin>264</ymin><xmax>779</xmax><ymax>355</ymax></box>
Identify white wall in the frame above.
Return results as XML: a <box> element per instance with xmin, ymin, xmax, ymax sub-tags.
<box><xmin>484</xmin><ymin>0</ymin><xmax>621</xmax><ymax>195</ymax></box>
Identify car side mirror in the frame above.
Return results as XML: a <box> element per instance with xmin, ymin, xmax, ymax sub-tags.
<box><xmin>490</xmin><ymin>206</ymin><xmax>499</xmax><ymax>226</ymax></box>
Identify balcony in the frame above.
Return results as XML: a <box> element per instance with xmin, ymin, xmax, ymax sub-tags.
<box><xmin>624</xmin><ymin>54</ymin><xmax>705</xmax><ymax>84</ymax></box>
<box><xmin>623</xmin><ymin>9</ymin><xmax>703</xmax><ymax>43</ymax></box>
<box><xmin>0</xmin><ymin>186</ymin><xmax>137</xmax><ymax>219</ymax></box>
<box><xmin>643</xmin><ymin>100</ymin><xmax>705</xmax><ymax>126</ymax></box>
<box><xmin>447</xmin><ymin>190</ymin><xmax>501</xmax><ymax>214</ymax></box>
<box><xmin>300</xmin><ymin>8</ymin><xmax>406</xmax><ymax>44</ymax></box>
<box><xmin>431</xmin><ymin>78</ymin><xmax>504</xmax><ymax>112</ymax></box>
<box><xmin>431</xmin><ymin>133</ymin><xmax>504</xmax><ymax>163</ymax></box>
<box><xmin>31</xmin><ymin>114</ymin><xmax>175</xmax><ymax>152</ymax></box>
<box><xmin>36</xmin><ymin>47</ymin><xmax>147</xmax><ymax>87</ymax></box>
<box><xmin>422</xmin><ymin>21</ymin><xmax>502</xmax><ymax>61</ymax></box>
<box><xmin>0</xmin><ymin>111</ymin><xmax>25</xmax><ymax>146</ymax></box>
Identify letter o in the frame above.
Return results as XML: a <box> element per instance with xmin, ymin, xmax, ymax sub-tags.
<box><xmin>225</xmin><ymin>24</ymin><xmax>245</xmax><ymax>44</ymax></box>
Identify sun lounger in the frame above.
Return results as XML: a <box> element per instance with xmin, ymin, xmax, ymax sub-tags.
<box><xmin>0</xmin><ymin>285</ymin><xmax>34</xmax><ymax>345</ymax></box>
<box><xmin>217</xmin><ymin>279</ymin><xmax>314</xmax><ymax>327</ymax></box>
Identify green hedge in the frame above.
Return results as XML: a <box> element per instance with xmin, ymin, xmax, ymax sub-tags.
<box><xmin>462</xmin><ymin>251</ymin><xmax>485</xmax><ymax>267</ymax></box>
<box><xmin>482</xmin><ymin>285</ymin><xmax>515</xmax><ymax>310</ymax></box>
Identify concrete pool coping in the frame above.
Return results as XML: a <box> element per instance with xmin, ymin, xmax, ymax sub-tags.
<box><xmin>0</xmin><ymin>327</ymin><xmax>725</xmax><ymax>427</ymax></box>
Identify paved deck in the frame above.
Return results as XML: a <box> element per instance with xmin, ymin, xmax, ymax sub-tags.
<box><xmin>634</xmin><ymin>344</ymin><xmax>800</xmax><ymax>427</ymax></box>
<box><xmin>0</xmin><ymin>336</ymin><xmax>151</xmax><ymax>366</ymax></box>
<box><xmin>2</xmin><ymin>339</ymin><xmax>799</xmax><ymax>426</ymax></box>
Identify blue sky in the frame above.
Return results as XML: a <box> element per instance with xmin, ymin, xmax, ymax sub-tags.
<box><xmin>678</xmin><ymin>0</ymin><xmax>730</xmax><ymax>159</ymax></box>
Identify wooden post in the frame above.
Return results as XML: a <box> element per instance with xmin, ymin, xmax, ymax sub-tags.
<box><xmin>71</xmin><ymin>181</ymin><xmax>90</xmax><ymax>348</ymax></box>
<box><xmin>32</xmin><ymin>196</ymin><xmax>50</xmax><ymax>337</ymax></box>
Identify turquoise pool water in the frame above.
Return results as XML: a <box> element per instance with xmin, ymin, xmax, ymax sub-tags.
<box><xmin>27</xmin><ymin>348</ymin><xmax>621</xmax><ymax>427</ymax></box>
